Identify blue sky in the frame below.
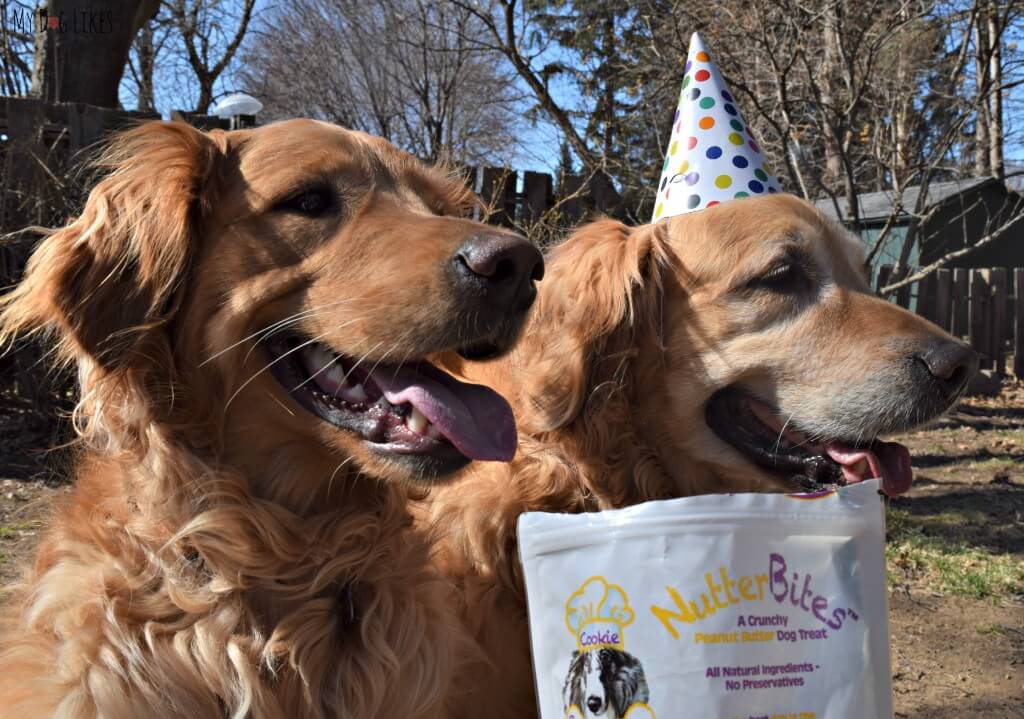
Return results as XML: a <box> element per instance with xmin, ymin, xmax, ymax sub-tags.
<box><xmin>120</xmin><ymin>3</ymin><xmax>1024</xmax><ymax>177</ymax></box>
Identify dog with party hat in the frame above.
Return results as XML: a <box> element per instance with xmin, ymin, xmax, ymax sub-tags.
<box><xmin>560</xmin><ymin>577</ymin><xmax>653</xmax><ymax>719</ymax></box>
<box><xmin>422</xmin><ymin>30</ymin><xmax>975</xmax><ymax>719</ymax></box>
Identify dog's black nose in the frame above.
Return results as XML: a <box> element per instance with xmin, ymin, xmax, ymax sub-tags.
<box><xmin>915</xmin><ymin>339</ymin><xmax>978</xmax><ymax>399</ymax></box>
<box><xmin>452</xmin><ymin>233</ymin><xmax>544</xmax><ymax>312</ymax></box>
<box><xmin>586</xmin><ymin>696</ymin><xmax>603</xmax><ymax>713</ymax></box>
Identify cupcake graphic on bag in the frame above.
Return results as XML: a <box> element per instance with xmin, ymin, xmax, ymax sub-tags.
<box><xmin>561</xmin><ymin>577</ymin><xmax>655</xmax><ymax>719</ymax></box>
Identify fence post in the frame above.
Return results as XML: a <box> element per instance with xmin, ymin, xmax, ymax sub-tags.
<box><xmin>969</xmin><ymin>269</ymin><xmax>992</xmax><ymax>370</ymax></box>
<box><xmin>1015</xmin><ymin>268</ymin><xmax>1024</xmax><ymax>380</ymax></box>
<box><xmin>480</xmin><ymin>167</ymin><xmax>516</xmax><ymax>227</ymax></box>
<box><xmin>522</xmin><ymin>171</ymin><xmax>553</xmax><ymax>225</ymax></box>
<box><xmin>560</xmin><ymin>174</ymin><xmax>584</xmax><ymax>224</ymax></box>
<box><xmin>934</xmin><ymin>269</ymin><xmax>952</xmax><ymax>332</ymax></box>
<box><xmin>876</xmin><ymin>264</ymin><xmax>893</xmax><ymax>295</ymax></box>
<box><xmin>896</xmin><ymin>279</ymin><xmax>911</xmax><ymax>309</ymax></box>
<box><xmin>917</xmin><ymin>273</ymin><xmax>935</xmax><ymax>321</ymax></box>
<box><xmin>991</xmin><ymin>268</ymin><xmax>1007</xmax><ymax>376</ymax></box>
<box><xmin>952</xmin><ymin>268</ymin><xmax>969</xmax><ymax>338</ymax></box>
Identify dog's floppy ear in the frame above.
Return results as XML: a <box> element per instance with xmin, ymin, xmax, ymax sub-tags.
<box><xmin>604</xmin><ymin>649</ymin><xmax>649</xmax><ymax>715</ymax></box>
<box><xmin>519</xmin><ymin>219</ymin><xmax>668</xmax><ymax>432</ymax></box>
<box><xmin>0</xmin><ymin>121</ymin><xmax>224</xmax><ymax>371</ymax></box>
<box><xmin>562</xmin><ymin>650</ymin><xmax>586</xmax><ymax>710</ymax></box>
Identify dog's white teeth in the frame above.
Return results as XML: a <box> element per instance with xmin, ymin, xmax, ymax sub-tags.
<box><xmin>349</xmin><ymin>383</ymin><xmax>368</xmax><ymax>402</ymax></box>
<box><xmin>325</xmin><ymin>363</ymin><xmax>347</xmax><ymax>387</ymax></box>
<box><xmin>426</xmin><ymin>423</ymin><xmax>443</xmax><ymax>440</ymax></box>
<box><xmin>308</xmin><ymin>344</ymin><xmax>337</xmax><ymax>373</ymax></box>
<box><xmin>407</xmin><ymin>406</ymin><xmax>429</xmax><ymax>434</ymax></box>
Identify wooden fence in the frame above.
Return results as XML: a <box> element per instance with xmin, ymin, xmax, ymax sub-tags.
<box><xmin>878</xmin><ymin>264</ymin><xmax>1024</xmax><ymax>379</ymax></box>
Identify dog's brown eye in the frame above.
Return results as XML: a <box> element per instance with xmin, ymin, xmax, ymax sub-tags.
<box><xmin>754</xmin><ymin>262</ymin><xmax>803</xmax><ymax>292</ymax></box>
<box><xmin>277</xmin><ymin>187</ymin><xmax>335</xmax><ymax>217</ymax></box>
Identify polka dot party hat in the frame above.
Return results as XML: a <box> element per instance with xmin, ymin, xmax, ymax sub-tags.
<box><xmin>652</xmin><ymin>32</ymin><xmax>782</xmax><ymax>222</ymax></box>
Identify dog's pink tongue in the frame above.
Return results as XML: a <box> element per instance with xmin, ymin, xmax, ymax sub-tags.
<box><xmin>825</xmin><ymin>441</ymin><xmax>913</xmax><ymax>497</ymax></box>
<box><xmin>370</xmin><ymin>365</ymin><xmax>516</xmax><ymax>462</ymax></box>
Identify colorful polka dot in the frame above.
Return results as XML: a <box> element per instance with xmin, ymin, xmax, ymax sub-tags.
<box><xmin>768</xmin><ymin>187</ymin><xmax>778</xmax><ymax>194</ymax></box>
<box><xmin>724</xmin><ymin>103</ymin><xmax>737</xmax><ymax>116</ymax></box>
<box><xmin>674</xmin><ymin>109</ymin><xmax>680</xmax><ymax>123</ymax></box>
<box><xmin>748</xmin><ymin>180</ymin><xmax>764</xmax><ymax>193</ymax></box>
<box><xmin>734</xmin><ymin>191</ymin><xmax>749</xmax><ymax>199</ymax></box>
<box><xmin>715</xmin><ymin>175</ymin><xmax>733</xmax><ymax>189</ymax></box>
<box><xmin>699</xmin><ymin>97</ymin><xmax>715</xmax><ymax>109</ymax></box>
<box><xmin>696</xmin><ymin>51</ymin><xmax>710</xmax><ymax>62</ymax></box>
<box><xmin>684</xmin><ymin>61</ymin><xmax>692</xmax><ymax>73</ymax></box>
<box><xmin>730</xmin><ymin>119</ymin><xmax>744</xmax><ymax>132</ymax></box>
<box><xmin>682</xmin><ymin>75</ymin><xmax>690</xmax><ymax>89</ymax></box>
<box><xmin>679</xmin><ymin>160</ymin><xmax>690</xmax><ymax>173</ymax></box>
<box><xmin>749</xmin><ymin>139</ymin><xmax>760</xmax><ymax>153</ymax></box>
<box><xmin>655</xmin><ymin>202</ymin><xmax>663</xmax><ymax>218</ymax></box>
<box><xmin>687</xmin><ymin>136</ymin><xmax>698</xmax><ymax>150</ymax></box>
<box><xmin>728</xmin><ymin>132</ymin><xmax>743</xmax><ymax>145</ymax></box>
<box><xmin>690</xmin><ymin>88</ymin><xmax>701</xmax><ymax>100</ymax></box>
<box><xmin>706</xmin><ymin>145</ymin><xmax>722</xmax><ymax>159</ymax></box>
<box><xmin>662</xmin><ymin>155</ymin><xmax>669</xmax><ymax>171</ymax></box>
<box><xmin>659</xmin><ymin>177</ymin><xmax>667</xmax><ymax>191</ymax></box>
<box><xmin>695</xmin><ymin>69</ymin><xmax>711</xmax><ymax>82</ymax></box>
<box><xmin>687</xmin><ymin>194</ymin><xmax>701</xmax><ymax>209</ymax></box>
<box><xmin>754</xmin><ymin>168</ymin><xmax>768</xmax><ymax>181</ymax></box>
<box><xmin>722</xmin><ymin>90</ymin><xmax>734</xmax><ymax>102</ymax></box>
<box><xmin>699</xmin><ymin>116</ymin><xmax>715</xmax><ymax>129</ymax></box>
<box><xmin>670</xmin><ymin>140</ymin><xmax>678</xmax><ymax>156</ymax></box>
<box><xmin>685</xmin><ymin>172</ymin><xmax>700</xmax><ymax>185</ymax></box>
<box><xmin>707</xmin><ymin>200</ymin><xmax>721</xmax><ymax>207</ymax></box>
<box><xmin>732</xmin><ymin>156</ymin><xmax>749</xmax><ymax>168</ymax></box>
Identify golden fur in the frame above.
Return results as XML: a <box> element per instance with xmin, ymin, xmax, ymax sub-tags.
<box><xmin>0</xmin><ymin>119</ymin><xmax>530</xmax><ymax>718</ymax></box>
<box><xmin>423</xmin><ymin>194</ymin><xmax>974</xmax><ymax>717</ymax></box>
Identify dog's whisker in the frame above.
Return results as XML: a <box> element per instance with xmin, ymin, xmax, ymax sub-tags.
<box><xmin>200</xmin><ymin>298</ymin><xmax>361</xmax><ymax>367</ymax></box>
<box><xmin>223</xmin><ymin>331</ymin><xmax>334</xmax><ymax>415</ymax></box>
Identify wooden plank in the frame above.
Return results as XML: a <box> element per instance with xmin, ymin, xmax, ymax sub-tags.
<box><xmin>589</xmin><ymin>171</ymin><xmax>621</xmax><ymax>215</ymax></box>
<box><xmin>917</xmin><ymin>273</ymin><xmax>935</xmax><ymax>321</ymax></box>
<box><xmin>479</xmin><ymin>167</ymin><xmax>516</xmax><ymax>227</ymax></box>
<box><xmin>876</xmin><ymin>264</ymin><xmax>893</xmax><ymax>296</ymax></box>
<box><xmin>952</xmin><ymin>268</ymin><xmax>969</xmax><ymax>338</ymax></box>
<box><xmin>1015</xmin><ymin>268</ymin><xmax>1024</xmax><ymax>379</ymax></box>
<box><xmin>934</xmin><ymin>269</ymin><xmax>952</xmax><ymax>332</ymax></box>
<box><xmin>67</xmin><ymin>103</ymin><xmax>105</xmax><ymax>153</ymax></box>
<box><xmin>522</xmin><ymin>171</ymin><xmax>553</xmax><ymax>224</ymax></box>
<box><xmin>559</xmin><ymin>174</ymin><xmax>584</xmax><ymax>224</ymax></box>
<box><xmin>990</xmin><ymin>268</ymin><xmax>1007</xmax><ymax>376</ymax></box>
<box><xmin>969</xmin><ymin>269</ymin><xmax>992</xmax><ymax>369</ymax></box>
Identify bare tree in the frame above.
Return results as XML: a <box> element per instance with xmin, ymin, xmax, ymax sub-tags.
<box><xmin>20</xmin><ymin>0</ymin><xmax>160</xmax><ymax>106</ymax></box>
<box><xmin>124</xmin><ymin>5</ymin><xmax>174</xmax><ymax>112</ymax></box>
<box><xmin>167</xmin><ymin>0</ymin><xmax>255</xmax><ymax>113</ymax></box>
<box><xmin>240</xmin><ymin>0</ymin><xmax>523</xmax><ymax>164</ymax></box>
<box><xmin>0</xmin><ymin>0</ymin><xmax>34</xmax><ymax>95</ymax></box>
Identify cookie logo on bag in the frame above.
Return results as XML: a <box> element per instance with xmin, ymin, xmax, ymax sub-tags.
<box><xmin>561</xmin><ymin>577</ymin><xmax>656</xmax><ymax>719</ymax></box>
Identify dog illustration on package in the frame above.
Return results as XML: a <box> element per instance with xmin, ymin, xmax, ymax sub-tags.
<box><xmin>561</xmin><ymin>577</ymin><xmax>655</xmax><ymax>719</ymax></box>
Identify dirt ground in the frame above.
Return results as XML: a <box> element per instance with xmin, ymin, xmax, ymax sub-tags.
<box><xmin>1</xmin><ymin>384</ymin><xmax>1022</xmax><ymax>716</ymax></box>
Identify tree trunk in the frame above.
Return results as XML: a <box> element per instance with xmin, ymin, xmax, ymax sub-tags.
<box><xmin>30</xmin><ymin>0</ymin><xmax>159</xmax><ymax>107</ymax></box>
<box><xmin>821</xmin><ymin>2</ymin><xmax>845</xmax><ymax>192</ymax></box>
<box><xmin>985</xmin><ymin>2</ymin><xmax>1003</xmax><ymax>180</ymax></box>
<box><xmin>135</xmin><ymin>18</ymin><xmax>155</xmax><ymax>112</ymax></box>
<box><xmin>973</xmin><ymin>5</ymin><xmax>991</xmax><ymax>177</ymax></box>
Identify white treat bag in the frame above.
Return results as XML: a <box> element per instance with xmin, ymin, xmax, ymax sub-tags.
<box><xmin>518</xmin><ymin>480</ymin><xmax>893</xmax><ymax>719</ymax></box>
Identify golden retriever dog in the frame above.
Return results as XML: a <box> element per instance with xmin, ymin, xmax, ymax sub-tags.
<box><xmin>0</xmin><ymin>119</ymin><xmax>543</xmax><ymax>718</ymax></box>
<box><xmin>423</xmin><ymin>194</ymin><xmax>977</xmax><ymax>718</ymax></box>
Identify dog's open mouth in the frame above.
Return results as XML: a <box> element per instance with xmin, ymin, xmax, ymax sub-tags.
<box><xmin>705</xmin><ymin>388</ymin><xmax>913</xmax><ymax>496</ymax></box>
<box><xmin>266</xmin><ymin>335</ymin><xmax>516</xmax><ymax>471</ymax></box>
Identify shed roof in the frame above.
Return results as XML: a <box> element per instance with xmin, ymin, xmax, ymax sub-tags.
<box><xmin>813</xmin><ymin>177</ymin><xmax>997</xmax><ymax>223</ymax></box>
